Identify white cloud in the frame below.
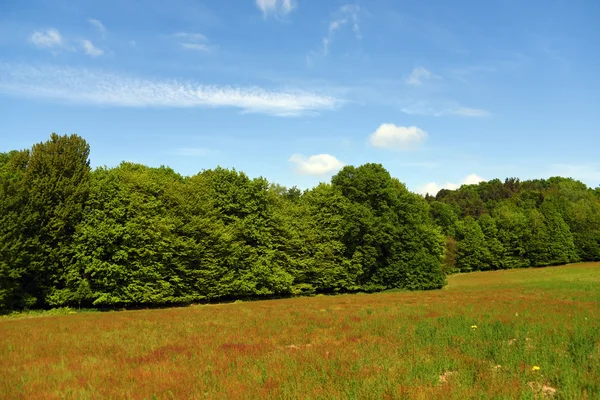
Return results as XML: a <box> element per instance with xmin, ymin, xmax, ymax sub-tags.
<box><xmin>30</xmin><ymin>29</ymin><xmax>63</xmax><ymax>48</ymax></box>
<box><xmin>406</xmin><ymin>67</ymin><xmax>432</xmax><ymax>86</ymax></box>
<box><xmin>0</xmin><ymin>63</ymin><xmax>342</xmax><ymax>116</ymax></box>
<box><xmin>81</xmin><ymin>40</ymin><xmax>104</xmax><ymax>57</ymax></box>
<box><xmin>289</xmin><ymin>153</ymin><xmax>345</xmax><ymax>175</ymax></box>
<box><xmin>417</xmin><ymin>173</ymin><xmax>486</xmax><ymax>196</ymax></box>
<box><xmin>401</xmin><ymin>101</ymin><xmax>491</xmax><ymax>118</ymax></box>
<box><xmin>87</xmin><ymin>18</ymin><xmax>107</xmax><ymax>36</ymax></box>
<box><xmin>256</xmin><ymin>0</ymin><xmax>295</xmax><ymax>17</ymax></box>
<box><xmin>462</xmin><ymin>173</ymin><xmax>485</xmax><ymax>185</ymax></box>
<box><xmin>369</xmin><ymin>124</ymin><xmax>427</xmax><ymax>150</ymax></box>
<box><xmin>308</xmin><ymin>4</ymin><xmax>361</xmax><ymax>63</ymax></box>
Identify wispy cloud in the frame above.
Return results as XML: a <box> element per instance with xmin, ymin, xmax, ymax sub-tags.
<box><xmin>30</xmin><ymin>27</ymin><xmax>106</xmax><ymax>56</ymax></box>
<box><xmin>87</xmin><ymin>18</ymin><xmax>107</xmax><ymax>37</ymax></box>
<box><xmin>406</xmin><ymin>67</ymin><xmax>433</xmax><ymax>86</ymax></box>
<box><xmin>401</xmin><ymin>101</ymin><xmax>491</xmax><ymax>118</ymax></box>
<box><xmin>450</xmin><ymin>107</ymin><xmax>490</xmax><ymax>117</ymax></box>
<box><xmin>256</xmin><ymin>0</ymin><xmax>296</xmax><ymax>18</ymax></box>
<box><xmin>30</xmin><ymin>29</ymin><xmax>63</xmax><ymax>48</ymax></box>
<box><xmin>171</xmin><ymin>32</ymin><xmax>212</xmax><ymax>53</ymax></box>
<box><xmin>369</xmin><ymin>124</ymin><xmax>427</xmax><ymax>151</ymax></box>
<box><xmin>181</xmin><ymin>43</ymin><xmax>209</xmax><ymax>52</ymax></box>
<box><xmin>417</xmin><ymin>173</ymin><xmax>485</xmax><ymax>196</ymax></box>
<box><xmin>0</xmin><ymin>64</ymin><xmax>342</xmax><ymax>116</ymax></box>
<box><xmin>80</xmin><ymin>40</ymin><xmax>104</xmax><ymax>57</ymax></box>
<box><xmin>172</xmin><ymin>32</ymin><xmax>207</xmax><ymax>42</ymax></box>
<box><xmin>289</xmin><ymin>153</ymin><xmax>345</xmax><ymax>175</ymax></box>
<box><xmin>308</xmin><ymin>4</ymin><xmax>361</xmax><ymax>64</ymax></box>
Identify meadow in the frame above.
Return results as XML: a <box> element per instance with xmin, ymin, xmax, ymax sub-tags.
<box><xmin>1</xmin><ymin>263</ymin><xmax>599</xmax><ymax>399</ymax></box>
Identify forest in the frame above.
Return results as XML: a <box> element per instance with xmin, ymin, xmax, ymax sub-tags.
<box><xmin>1</xmin><ymin>134</ymin><xmax>599</xmax><ymax>312</ymax></box>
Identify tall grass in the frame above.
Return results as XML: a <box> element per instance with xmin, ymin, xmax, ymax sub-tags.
<box><xmin>1</xmin><ymin>263</ymin><xmax>599</xmax><ymax>399</ymax></box>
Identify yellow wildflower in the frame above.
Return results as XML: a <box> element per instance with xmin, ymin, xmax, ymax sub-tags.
<box><xmin>532</xmin><ymin>366</ymin><xmax>540</xmax><ymax>371</ymax></box>
<box><xmin>471</xmin><ymin>325</ymin><xmax>478</xmax><ymax>329</ymax></box>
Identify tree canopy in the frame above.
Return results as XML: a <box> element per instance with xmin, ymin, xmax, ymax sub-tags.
<box><xmin>1</xmin><ymin>134</ymin><xmax>599</xmax><ymax>312</ymax></box>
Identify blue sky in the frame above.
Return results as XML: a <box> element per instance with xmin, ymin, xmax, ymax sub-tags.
<box><xmin>1</xmin><ymin>0</ymin><xmax>599</xmax><ymax>193</ymax></box>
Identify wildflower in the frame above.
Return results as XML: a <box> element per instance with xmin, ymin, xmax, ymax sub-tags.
<box><xmin>532</xmin><ymin>365</ymin><xmax>540</xmax><ymax>371</ymax></box>
<box><xmin>471</xmin><ymin>325</ymin><xmax>478</xmax><ymax>330</ymax></box>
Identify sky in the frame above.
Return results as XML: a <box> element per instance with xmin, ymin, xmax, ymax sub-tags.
<box><xmin>1</xmin><ymin>0</ymin><xmax>599</xmax><ymax>194</ymax></box>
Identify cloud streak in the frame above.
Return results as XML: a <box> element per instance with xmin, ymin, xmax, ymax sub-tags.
<box><xmin>0</xmin><ymin>64</ymin><xmax>342</xmax><ymax>116</ymax></box>
<box><xmin>308</xmin><ymin>4</ymin><xmax>361</xmax><ymax>64</ymax></box>
<box><xmin>173</xmin><ymin>32</ymin><xmax>208</xmax><ymax>42</ymax></box>
<box><xmin>323</xmin><ymin>4</ymin><xmax>361</xmax><ymax>55</ymax></box>
<box><xmin>87</xmin><ymin>18</ymin><xmax>107</xmax><ymax>37</ymax></box>
<box><xmin>181</xmin><ymin>43</ymin><xmax>209</xmax><ymax>52</ymax></box>
<box><xmin>401</xmin><ymin>101</ymin><xmax>491</xmax><ymax>118</ymax></box>
<box><xmin>256</xmin><ymin>0</ymin><xmax>295</xmax><ymax>17</ymax></box>
<box><xmin>172</xmin><ymin>32</ymin><xmax>212</xmax><ymax>53</ymax></box>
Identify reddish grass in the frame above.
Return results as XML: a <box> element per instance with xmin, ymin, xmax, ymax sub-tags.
<box><xmin>1</xmin><ymin>262</ymin><xmax>599</xmax><ymax>399</ymax></box>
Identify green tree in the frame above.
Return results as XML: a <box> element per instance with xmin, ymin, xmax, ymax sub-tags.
<box><xmin>331</xmin><ymin>164</ymin><xmax>445</xmax><ymax>290</ymax></box>
<box><xmin>492</xmin><ymin>204</ymin><xmax>530</xmax><ymax>269</ymax></box>
<box><xmin>477</xmin><ymin>214</ymin><xmax>505</xmax><ymax>270</ymax></box>
<box><xmin>0</xmin><ymin>134</ymin><xmax>90</xmax><ymax>310</ymax></box>
<box><xmin>294</xmin><ymin>183</ymin><xmax>362</xmax><ymax>293</ymax></box>
<box><xmin>0</xmin><ymin>150</ymin><xmax>31</xmax><ymax>310</ymax></box>
<box><xmin>72</xmin><ymin>163</ymin><xmax>204</xmax><ymax>306</ymax></box>
<box><xmin>429</xmin><ymin>201</ymin><xmax>459</xmax><ymax>237</ymax></box>
<box><xmin>194</xmin><ymin>167</ymin><xmax>294</xmax><ymax>298</ymax></box>
<box><xmin>455</xmin><ymin>217</ymin><xmax>488</xmax><ymax>272</ymax></box>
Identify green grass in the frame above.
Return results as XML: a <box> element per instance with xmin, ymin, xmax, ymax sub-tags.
<box><xmin>1</xmin><ymin>263</ymin><xmax>599</xmax><ymax>399</ymax></box>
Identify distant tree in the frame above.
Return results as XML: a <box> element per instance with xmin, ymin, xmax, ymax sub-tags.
<box><xmin>442</xmin><ymin>236</ymin><xmax>458</xmax><ymax>274</ymax></box>
<box><xmin>477</xmin><ymin>214</ymin><xmax>505</xmax><ymax>270</ymax></box>
<box><xmin>429</xmin><ymin>201</ymin><xmax>459</xmax><ymax>237</ymax></box>
<box><xmin>455</xmin><ymin>217</ymin><xmax>488</xmax><ymax>272</ymax></box>
<box><xmin>492</xmin><ymin>204</ymin><xmax>530</xmax><ymax>269</ymax></box>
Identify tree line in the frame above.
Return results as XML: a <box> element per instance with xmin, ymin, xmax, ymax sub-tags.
<box><xmin>1</xmin><ymin>134</ymin><xmax>599</xmax><ymax>312</ymax></box>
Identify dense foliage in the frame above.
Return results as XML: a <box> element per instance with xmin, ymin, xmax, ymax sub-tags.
<box><xmin>1</xmin><ymin>134</ymin><xmax>599</xmax><ymax>312</ymax></box>
<box><xmin>429</xmin><ymin>177</ymin><xmax>600</xmax><ymax>273</ymax></box>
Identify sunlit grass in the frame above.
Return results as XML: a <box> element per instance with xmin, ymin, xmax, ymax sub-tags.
<box><xmin>1</xmin><ymin>263</ymin><xmax>599</xmax><ymax>399</ymax></box>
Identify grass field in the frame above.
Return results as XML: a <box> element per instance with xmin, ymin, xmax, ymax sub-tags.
<box><xmin>1</xmin><ymin>263</ymin><xmax>599</xmax><ymax>399</ymax></box>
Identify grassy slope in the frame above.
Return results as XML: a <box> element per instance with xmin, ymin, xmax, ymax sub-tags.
<box><xmin>1</xmin><ymin>263</ymin><xmax>599</xmax><ymax>399</ymax></box>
